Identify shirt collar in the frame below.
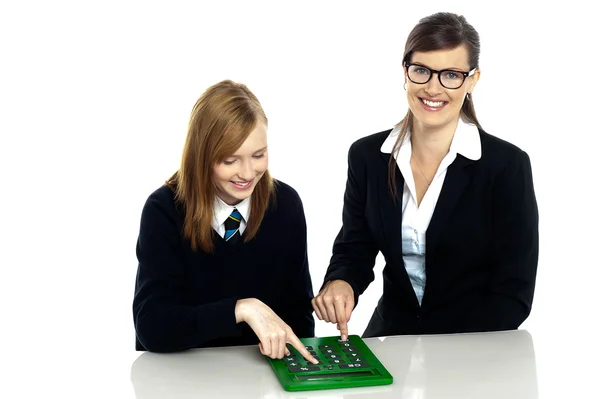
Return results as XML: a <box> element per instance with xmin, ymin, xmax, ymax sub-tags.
<box><xmin>213</xmin><ymin>195</ymin><xmax>251</xmax><ymax>228</ymax></box>
<box><xmin>380</xmin><ymin>117</ymin><xmax>481</xmax><ymax>161</ymax></box>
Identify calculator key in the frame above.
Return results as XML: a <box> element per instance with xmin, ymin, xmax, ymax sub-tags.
<box><xmin>329</xmin><ymin>358</ymin><xmax>346</xmax><ymax>364</ymax></box>
<box><xmin>286</xmin><ymin>362</ymin><xmax>300</xmax><ymax>367</ymax></box>
<box><xmin>318</xmin><ymin>344</ymin><xmax>335</xmax><ymax>349</ymax></box>
<box><xmin>304</xmin><ymin>346</ymin><xmax>314</xmax><ymax>351</ymax></box>
<box><xmin>338</xmin><ymin>342</ymin><xmax>354</xmax><ymax>348</ymax></box>
<box><xmin>321</xmin><ymin>349</ymin><xmax>340</xmax><ymax>355</ymax></box>
<box><xmin>342</xmin><ymin>347</ymin><xmax>358</xmax><ymax>353</ymax></box>
<box><xmin>325</xmin><ymin>354</ymin><xmax>341</xmax><ymax>359</ymax></box>
<box><xmin>347</xmin><ymin>352</ymin><xmax>362</xmax><ymax>358</ymax></box>
<box><xmin>339</xmin><ymin>362</ymin><xmax>370</xmax><ymax>369</ymax></box>
<box><xmin>289</xmin><ymin>366</ymin><xmax>320</xmax><ymax>373</ymax></box>
<box><xmin>283</xmin><ymin>356</ymin><xmax>297</xmax><ymax>362</ymax></box>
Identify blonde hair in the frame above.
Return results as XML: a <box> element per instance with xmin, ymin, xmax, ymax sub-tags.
<box><xmin>167</xmin><ymin>80</ymin><xmax>274</xmax><ymax>252</ymax></box>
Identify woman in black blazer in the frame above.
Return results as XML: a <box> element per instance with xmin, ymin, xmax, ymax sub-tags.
<box><xmin>312</xmin><ymin>12</ymin><xmax>539</xmax><ymax>340</ymax></box>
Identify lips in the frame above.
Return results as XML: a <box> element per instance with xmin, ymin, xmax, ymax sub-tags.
<box><xmin>231</xmin><ymin>179</ymin><xmax>253</xmax><ymax>188</ymax></box>
<box><xmin>419</xmin><ymin>97</ymin><xmax>448</xmax><ymax>111</ymax></box>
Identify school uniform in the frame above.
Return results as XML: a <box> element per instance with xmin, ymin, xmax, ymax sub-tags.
<box><xmin>133</xmin><ymin>180</ymin><xmax>315</xmax><ymax>352</ymax></box>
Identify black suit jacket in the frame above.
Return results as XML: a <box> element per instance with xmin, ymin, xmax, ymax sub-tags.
<box><xmin>323</xmin><ymin>128</ymin><xmax>539</xmax><ymax>337</ymax></box>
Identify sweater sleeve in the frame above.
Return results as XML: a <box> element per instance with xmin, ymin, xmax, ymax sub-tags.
<box><xmin>132</xmin><ymin>193</ymin><xmax>241</xmax><ymax>352</ymax></box>
<box><xmin>279</xmin><ymin>189</ymin><xmax>315</xmax><ymax>338</ymax></box>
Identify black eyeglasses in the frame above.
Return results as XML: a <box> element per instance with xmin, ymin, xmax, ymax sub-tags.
<box><xmin>405</xmin><ymin>63</ymin><xmax>476</xmax><ymax>89</ymax></box>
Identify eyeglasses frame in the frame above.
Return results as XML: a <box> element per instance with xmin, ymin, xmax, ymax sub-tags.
<box><xmin>404</xmin><ymin>62</ymin><xmax>477</xmax><ymax>89</ymax></box>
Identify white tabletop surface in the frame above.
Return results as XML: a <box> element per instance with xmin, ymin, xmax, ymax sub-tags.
<box><xmin>124</xmin><ymin>329</ymin><xmax>596</xmax><ymax>399</ymax></box>
<box><xmin>7</xmin><ymin>328</ymin><xmax>598</xmax><ymax>398</ymax></box>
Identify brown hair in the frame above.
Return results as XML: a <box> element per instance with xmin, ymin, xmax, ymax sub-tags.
<box><xmin>388</xmin><ymin>12</ymin><xmax>483</xmax><ymax>199</ymax></box>
<box><xmin>166</xmin><ymin>80</ymin><xmax>274</xmax><ymax>252</ymax></box>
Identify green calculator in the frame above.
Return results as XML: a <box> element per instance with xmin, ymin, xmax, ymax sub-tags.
<box><xmin>267</xmin><ymin>335</ymin><xmax>393</xmax><ymax>392</ymax></box>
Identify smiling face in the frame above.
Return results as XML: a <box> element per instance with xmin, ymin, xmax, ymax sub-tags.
<box><xmin>405</xmin><ymin>44</ymin><xmax>480</xmax><ymax>132</ymax></box>
<box><xmin>212</xmin><ymin>122</ymin><xmax>268</xmax><ymax>206</ymax></box>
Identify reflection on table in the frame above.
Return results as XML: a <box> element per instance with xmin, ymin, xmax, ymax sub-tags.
<box><xmin>130</xmin><ymin>329</ymin><xmax>537</xmax><ymax>399</ymax></box>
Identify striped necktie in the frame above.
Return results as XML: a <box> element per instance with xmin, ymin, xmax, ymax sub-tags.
<box><xmin>224</xmin><ymin>208</ymin><xmax>242</xmax><ymax>244</ymax></box>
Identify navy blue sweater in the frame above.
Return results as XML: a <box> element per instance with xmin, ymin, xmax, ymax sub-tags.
<box><xmin>133</xmin><ymin>180</ymin><xmax>315</xmax><ymax>352</ymax></box>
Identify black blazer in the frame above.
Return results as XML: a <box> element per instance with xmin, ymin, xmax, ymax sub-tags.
<box><xmin>323</xmin><ymin>128</ymin><xmax>539</xmax><ymax>337</ymax></box>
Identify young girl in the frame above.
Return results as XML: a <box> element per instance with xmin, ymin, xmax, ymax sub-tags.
<box><xmin>133</xmin><ymin>80</ymin><xmax>317</xmax><ymax>364</ymax></box>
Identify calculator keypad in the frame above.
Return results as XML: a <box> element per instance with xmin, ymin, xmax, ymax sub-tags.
<box><xmin>286</xmin><ymin>338</ymin><xmax>367</xmax><ymax>373</ymax></box>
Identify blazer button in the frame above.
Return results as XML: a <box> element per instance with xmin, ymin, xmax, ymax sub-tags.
<box><xmin>416</xmin><ymin>315</ymin><xmax>421</xmax><ymax>322</ymax></box>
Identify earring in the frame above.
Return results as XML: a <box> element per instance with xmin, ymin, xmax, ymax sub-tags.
<box><xmin>404</xmin><ymin>82</ymin><xmax>407</xmax><ymax>91</ymax></box>
<box><xmin>466</xmin><ymin>92</ymin><xmax>471</xmax><ymax>100</ymax></box>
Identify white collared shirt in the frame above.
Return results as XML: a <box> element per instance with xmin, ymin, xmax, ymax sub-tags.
<box><xmin>211</xmin><ymin>196</ymin><xmax>251</xmax><ymax>238</ymax></box>
<box><xmin>380</xmin><ymin>118</ymin><xmax>481</xmax><ymax>305</ymax></box>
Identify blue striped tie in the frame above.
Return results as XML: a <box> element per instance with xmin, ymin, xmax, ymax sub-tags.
<box><xmin>224</xmin><ymin>208</ymin><xmax>242</xmax><ymax>244</ymax></box>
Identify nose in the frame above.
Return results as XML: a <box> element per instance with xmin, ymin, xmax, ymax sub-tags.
<box><xmin>236</xmin><ymin>159</ymin><xmax>254</xmax><ymax>181</ymax></box>
<box><xmin>424</xmin><ymin>72</ymin><xmax>443</xmax><ymax>96</ymax></box>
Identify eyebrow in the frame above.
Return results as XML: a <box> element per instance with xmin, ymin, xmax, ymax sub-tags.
<box><xmin>229</xmin><ymin>146</ymin><xmax>268</xmax><ymax>158</ymax></box>
<box><xmin>411</xmin><ymin>62</ymin><xmax>469</xmax><ymax>72</ymax></box>
<box><xmin>253</xmin><ymin>146</ymin><xmax>268</xmax><ymax>154</ymax></box>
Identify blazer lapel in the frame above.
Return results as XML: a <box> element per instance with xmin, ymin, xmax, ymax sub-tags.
<box><xmin>378</xmin><ymin>153</ymin><xmax>404</xmax><ymax>257</ymax></box>
<box><xmin>426</xmin><ymin>155</ymin><xmax>475</xmax><ymax>260</ymax></box>
<box><xmin>378</xmin><ymin>153</ymin><xmax>421</xmax><ymax>309</ymax></box>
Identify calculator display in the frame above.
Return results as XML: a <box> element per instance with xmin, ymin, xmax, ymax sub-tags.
<box><xmin>296</xmin><ymin>370</ymin><xmax>374</xmax><ymax>380</ymax></box>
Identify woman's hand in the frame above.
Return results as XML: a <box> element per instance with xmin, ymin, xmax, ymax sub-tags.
<box><xmin>235</xmin><ymin>298</ymin><xmax>318</xmax><ymax>364</ymax></box>
<box><xmin>311</xmin><ymin>280</ymin><xmax>355</xmax><ymax>340</ymax></box>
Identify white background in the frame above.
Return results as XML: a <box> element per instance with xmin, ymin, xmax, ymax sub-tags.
<box><xmin>1</xmin><ymin>1</ymin><xmax>598</xmax><ymax>398</ymax></box>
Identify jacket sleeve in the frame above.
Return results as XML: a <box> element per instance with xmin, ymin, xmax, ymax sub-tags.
<box><xmin>322</xmin><ymin>141</ymin><xmax>380</xmax><ymax>304</ymax></box>
<box><xmin>132</xmin><ymin>195</ymin><xmax>241</xmax><ymax>352</ymax></box>
<box><xmin>449</xmin><ymin>149</ymin><xmax>539</xmax><ymax>332</ymax></box>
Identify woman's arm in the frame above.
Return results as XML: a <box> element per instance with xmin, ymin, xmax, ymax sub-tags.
<box><xmin>322</xmin><ymin>140</ymin><xmax>380</xmax><ymax>302</ymax></box>
<box><xmin>449</xmin><ymin>149</ymin><xmax>539</xmax><ymax>332</ymax></box>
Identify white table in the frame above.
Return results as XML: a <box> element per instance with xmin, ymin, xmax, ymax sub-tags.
<box><xmin>130</xmin><ymin>330</ymin><xmax>542</xmax><ymax>398</ymax></box>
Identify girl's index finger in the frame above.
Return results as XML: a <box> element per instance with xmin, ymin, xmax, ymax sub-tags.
<box><xmin>288</xmin><ymin>334</ymin><xmax>318</xmax><ymax>365</ymax></box>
